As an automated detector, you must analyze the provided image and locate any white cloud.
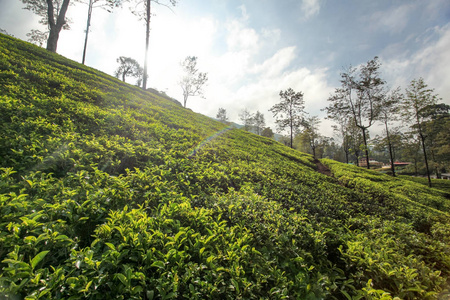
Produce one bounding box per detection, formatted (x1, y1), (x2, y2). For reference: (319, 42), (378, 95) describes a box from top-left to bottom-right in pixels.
(369, 3), (415, 34)
(238, 5), (250, 22)
(174, 8), (335, 136)
(226, 20), (259, 52)
(0, 0), (43, 39)
(422, 0), (450, 22)
(411, 25), (450, 102)
(204, 45), (332, 135)
(261, 28), (281, 45)
(225, 64), (332, 136)
(251, 46), (296, 78)
(382, 23), (450, 104)
(59, 3), (117, 67)
(301, 0), (321, 20)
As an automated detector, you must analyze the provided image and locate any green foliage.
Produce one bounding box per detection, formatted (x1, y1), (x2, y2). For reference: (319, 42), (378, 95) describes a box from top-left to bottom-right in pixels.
(114, 56), (143, 83)
(399, 175), (450, 194)
(1, 33), (450, 299)
(270, 88), (305, 148)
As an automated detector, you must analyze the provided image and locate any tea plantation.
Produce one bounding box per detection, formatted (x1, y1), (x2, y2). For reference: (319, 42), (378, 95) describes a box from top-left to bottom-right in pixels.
(1, 33), (449, 299)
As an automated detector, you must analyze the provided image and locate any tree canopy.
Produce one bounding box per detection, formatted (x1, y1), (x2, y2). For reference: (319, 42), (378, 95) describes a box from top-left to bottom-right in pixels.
(179, 56), (208, 108)
(252, 111), (265, 135)
(261, 127), (274, 139)
(216, 107), (228, 123)
(114, 56), (143, 84)
(325, 57), (385, 169)
(21, 0), (71, 52)
(239, 108), (253, 131)
(270, 88), (306, 148)
(402, 78), (440, 186)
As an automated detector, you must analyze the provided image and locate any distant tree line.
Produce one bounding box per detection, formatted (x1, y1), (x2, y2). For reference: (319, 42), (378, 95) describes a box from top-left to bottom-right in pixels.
(238, 109), (267, 136)
(316, 58), (447, 186)
(215, 107), (273, 139)
(218, 57), (448, 188)
(323, 57), (447, 187)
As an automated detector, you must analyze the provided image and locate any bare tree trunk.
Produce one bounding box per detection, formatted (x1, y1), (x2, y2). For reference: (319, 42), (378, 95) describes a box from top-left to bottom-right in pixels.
(388, 143), (395, 177)
(46, 28), (59, 52)
(419, 131), (432, 187)
(361, 127), (370, 169)
(46, 0), (70, 53)
(142, 0), (151, 90)
(290, 131), (293, 148)
(430, 148), (440, 179)
(416, 118), (432, 187)
(82, 0), (93, 64)
(385, 122), (396, 177)
(413, 159), (418, 176)
(289, 118), (294, 148)
(343, 136), (350, 164)
(355, 149), (360, 166)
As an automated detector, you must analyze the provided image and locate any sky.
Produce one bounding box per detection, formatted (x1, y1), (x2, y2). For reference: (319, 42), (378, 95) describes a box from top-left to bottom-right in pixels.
(1, 0), (450, 138)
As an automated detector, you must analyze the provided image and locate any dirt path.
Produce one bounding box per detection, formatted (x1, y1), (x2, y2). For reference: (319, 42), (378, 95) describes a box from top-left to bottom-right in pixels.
(314, 159), (332, 177)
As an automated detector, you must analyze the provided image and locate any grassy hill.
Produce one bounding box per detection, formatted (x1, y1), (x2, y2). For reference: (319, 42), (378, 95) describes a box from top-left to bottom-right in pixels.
(1, 33), (449, 299)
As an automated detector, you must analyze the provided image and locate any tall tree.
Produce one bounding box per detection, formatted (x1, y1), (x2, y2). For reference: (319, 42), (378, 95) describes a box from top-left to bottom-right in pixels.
(270, 88), (306, 148)
(326, 100), (353, 164)
(400, 133), (422, 176)
(81, 0), (122, 64)
(131, 0), (177, 90)
(302, 115), (321, 159)
(433, 106), (450, 174)
(261, 127), (274, 139)
(216, 107), (228, 123)
(322, 140), (345, 162)
(377, 87), (402, 176)
(402, 78), (439, 187)
(434, 117), (450, 174)
(252, 111), (265, 135)
(114, 56), (143, 83)
(279, 135), (292, 147)
(21, 0), (71, 52)
(331, 117), (352, 164)
(347, 120), (365, 166)
(373, 128), (402, 173)
(325, 57), (385, 169)
(239, 108), (254, 131)
(81, 0), (93, 64)
(179, 56), (208, 108)
(421, 103), (450, 178)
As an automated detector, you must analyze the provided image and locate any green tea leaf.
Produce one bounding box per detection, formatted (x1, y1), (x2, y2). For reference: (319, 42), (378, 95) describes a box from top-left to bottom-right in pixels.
(105, 242), (116, 251)
(31, 250), (49, 269)
(231, 278), (240, 293)
(55, 234), (70, 240)
(115, 273), (128, 286)
(151, 261), (165, 269)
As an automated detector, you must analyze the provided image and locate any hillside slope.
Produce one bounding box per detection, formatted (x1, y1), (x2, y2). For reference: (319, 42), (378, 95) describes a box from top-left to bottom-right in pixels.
(1, 33), (449, 299)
